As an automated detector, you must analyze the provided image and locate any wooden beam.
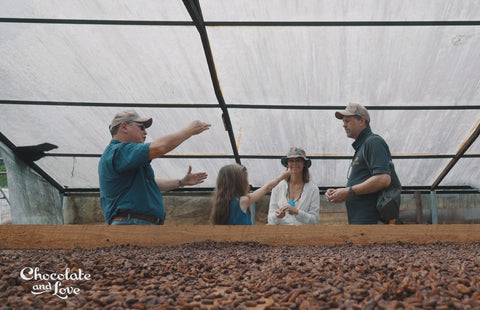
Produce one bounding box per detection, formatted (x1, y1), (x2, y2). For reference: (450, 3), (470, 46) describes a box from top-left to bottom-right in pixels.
(1, 225), (479, 249)
(414, 191), (424, 224)
(431, 118), (480, 190)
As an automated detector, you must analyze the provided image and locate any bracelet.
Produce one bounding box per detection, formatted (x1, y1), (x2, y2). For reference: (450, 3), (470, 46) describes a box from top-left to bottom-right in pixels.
(178, 179), (184, 187)
(349, 186), (355, 197)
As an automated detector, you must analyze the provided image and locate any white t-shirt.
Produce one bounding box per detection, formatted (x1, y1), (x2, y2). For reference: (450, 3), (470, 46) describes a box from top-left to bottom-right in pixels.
(267, 180), (320, 225)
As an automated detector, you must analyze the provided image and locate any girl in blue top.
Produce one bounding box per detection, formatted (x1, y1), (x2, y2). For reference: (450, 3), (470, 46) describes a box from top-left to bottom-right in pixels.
(211, 164), (290, 225)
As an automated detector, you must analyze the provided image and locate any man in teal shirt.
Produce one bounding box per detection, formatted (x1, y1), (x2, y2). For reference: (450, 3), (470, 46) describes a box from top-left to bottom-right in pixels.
(99, 110), (211, 225)
(325, 103), (392, 224)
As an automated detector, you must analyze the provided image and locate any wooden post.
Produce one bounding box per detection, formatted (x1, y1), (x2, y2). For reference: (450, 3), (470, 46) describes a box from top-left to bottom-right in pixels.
(414, 191), (423, 224)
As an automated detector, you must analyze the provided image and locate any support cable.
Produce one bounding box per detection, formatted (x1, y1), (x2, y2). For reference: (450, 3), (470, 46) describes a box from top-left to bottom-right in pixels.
(1, 100), (479, 111)
(42, 153), (480, 160)
(1, 18), (480, 27)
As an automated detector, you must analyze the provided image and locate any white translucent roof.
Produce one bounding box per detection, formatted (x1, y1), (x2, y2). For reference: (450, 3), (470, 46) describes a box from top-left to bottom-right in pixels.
(0, 1), (479, 192)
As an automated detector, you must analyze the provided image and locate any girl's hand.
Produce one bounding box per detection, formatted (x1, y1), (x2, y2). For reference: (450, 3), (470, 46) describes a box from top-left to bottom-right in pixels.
(278, 168), (291, 181)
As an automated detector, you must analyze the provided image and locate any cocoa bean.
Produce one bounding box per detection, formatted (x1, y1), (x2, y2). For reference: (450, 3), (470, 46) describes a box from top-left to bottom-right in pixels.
(1, 241), (480, 309)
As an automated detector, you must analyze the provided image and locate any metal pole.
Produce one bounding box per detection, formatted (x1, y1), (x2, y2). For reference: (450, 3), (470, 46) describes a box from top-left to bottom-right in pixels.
(430, 190), (439, 224)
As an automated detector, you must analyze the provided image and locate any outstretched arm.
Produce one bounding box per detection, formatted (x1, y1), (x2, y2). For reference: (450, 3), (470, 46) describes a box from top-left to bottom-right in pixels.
(239, 169), (291, 213)
(156, 165), (208, 192)
(148, 120), (211, 160)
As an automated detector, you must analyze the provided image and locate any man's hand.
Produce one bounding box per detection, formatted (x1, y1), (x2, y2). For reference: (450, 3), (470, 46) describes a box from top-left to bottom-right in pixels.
(188, 120), (211, 136)
(182, 165), (207, 186)
(325, 188), (350, 203)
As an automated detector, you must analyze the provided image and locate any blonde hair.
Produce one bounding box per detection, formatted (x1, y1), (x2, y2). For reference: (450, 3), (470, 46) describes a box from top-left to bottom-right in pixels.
(210, 164), (249, 225)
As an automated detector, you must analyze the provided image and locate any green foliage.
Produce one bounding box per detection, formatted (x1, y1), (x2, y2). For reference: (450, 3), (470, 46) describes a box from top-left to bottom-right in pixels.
(0, 159), (7, 188)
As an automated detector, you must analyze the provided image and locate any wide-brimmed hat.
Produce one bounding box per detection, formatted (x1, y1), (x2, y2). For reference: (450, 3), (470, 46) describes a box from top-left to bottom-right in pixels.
(109, 110), (153, 132)
(335, 102), (370, 122)
(281, 147), (312, 168)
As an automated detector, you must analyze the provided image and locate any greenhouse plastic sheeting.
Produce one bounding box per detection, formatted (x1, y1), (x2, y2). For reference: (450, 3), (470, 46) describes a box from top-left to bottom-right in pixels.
(0, 1), (479, 191)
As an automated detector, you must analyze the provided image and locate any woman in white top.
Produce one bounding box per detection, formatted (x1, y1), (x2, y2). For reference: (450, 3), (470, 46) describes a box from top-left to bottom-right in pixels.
(268, 147), (320, 225)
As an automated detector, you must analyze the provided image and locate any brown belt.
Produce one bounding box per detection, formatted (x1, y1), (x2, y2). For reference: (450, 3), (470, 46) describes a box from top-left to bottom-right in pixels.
(113, 212), (164, 225)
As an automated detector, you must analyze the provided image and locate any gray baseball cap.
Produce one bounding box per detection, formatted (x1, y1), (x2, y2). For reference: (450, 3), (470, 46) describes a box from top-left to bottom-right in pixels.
(109, 110), (152, 131)
(335, 102), (370, 122)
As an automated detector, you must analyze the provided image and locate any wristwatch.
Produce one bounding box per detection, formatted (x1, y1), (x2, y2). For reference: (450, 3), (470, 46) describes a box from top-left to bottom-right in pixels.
(349, 186), (355, 197)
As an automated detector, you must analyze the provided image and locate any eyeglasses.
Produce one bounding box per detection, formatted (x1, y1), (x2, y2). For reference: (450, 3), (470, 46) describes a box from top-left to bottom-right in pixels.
(128, 122), (146, 131)
(287, 158), (304, 164)
(347, 162), (353, 180)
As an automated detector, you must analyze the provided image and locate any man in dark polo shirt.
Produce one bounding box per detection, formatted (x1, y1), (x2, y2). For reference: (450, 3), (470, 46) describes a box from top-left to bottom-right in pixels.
(325, 103), (392, 224)
(98, 110), (211, 225)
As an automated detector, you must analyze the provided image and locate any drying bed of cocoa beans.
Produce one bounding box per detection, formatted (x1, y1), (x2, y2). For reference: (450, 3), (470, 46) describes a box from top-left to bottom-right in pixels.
(1, 241), (480, 309)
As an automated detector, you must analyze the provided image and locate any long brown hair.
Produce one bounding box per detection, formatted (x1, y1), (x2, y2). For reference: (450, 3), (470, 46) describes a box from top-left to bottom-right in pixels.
(210, 164), (249, 225)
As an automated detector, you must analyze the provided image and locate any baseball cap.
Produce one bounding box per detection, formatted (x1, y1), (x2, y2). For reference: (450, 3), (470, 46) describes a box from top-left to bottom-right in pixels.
(109, 110), (152, 131)
(335, 102), (370, 122)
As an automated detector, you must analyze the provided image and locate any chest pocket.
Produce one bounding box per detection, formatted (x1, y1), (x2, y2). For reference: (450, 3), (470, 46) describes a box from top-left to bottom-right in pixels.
(349, 145), (370, 183)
